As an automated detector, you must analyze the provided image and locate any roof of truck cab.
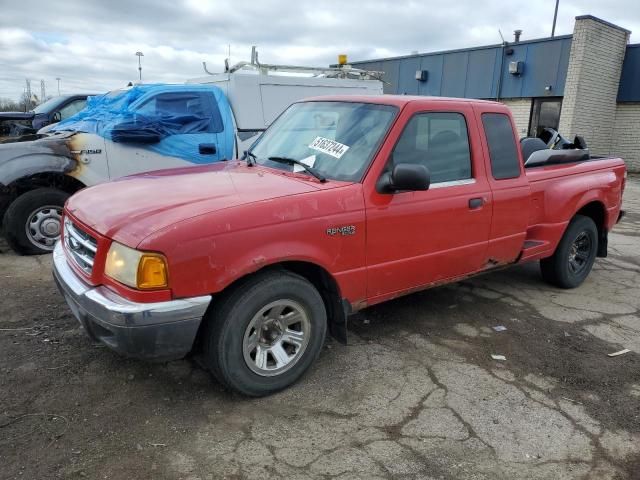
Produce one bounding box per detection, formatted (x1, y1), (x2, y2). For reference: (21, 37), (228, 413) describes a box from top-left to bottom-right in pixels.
(301, 94), (502, 107)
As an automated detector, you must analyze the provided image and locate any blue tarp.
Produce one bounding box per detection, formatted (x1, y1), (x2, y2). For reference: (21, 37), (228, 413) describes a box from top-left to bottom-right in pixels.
(51, 84), (235, 162)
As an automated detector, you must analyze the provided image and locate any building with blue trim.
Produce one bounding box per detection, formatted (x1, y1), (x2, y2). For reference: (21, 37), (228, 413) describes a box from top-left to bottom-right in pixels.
(351, 15), (640, 171)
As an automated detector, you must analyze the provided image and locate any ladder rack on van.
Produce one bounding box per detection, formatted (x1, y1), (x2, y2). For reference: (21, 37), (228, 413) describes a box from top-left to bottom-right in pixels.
(201, 46), (384, 81)
(226, 61), (384, 80)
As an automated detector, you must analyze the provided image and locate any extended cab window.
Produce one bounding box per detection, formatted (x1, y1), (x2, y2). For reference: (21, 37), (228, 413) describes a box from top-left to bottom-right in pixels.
(135, 92), (223, 134)
(482, 113), (521, 179)
(392, 112), (472, 184)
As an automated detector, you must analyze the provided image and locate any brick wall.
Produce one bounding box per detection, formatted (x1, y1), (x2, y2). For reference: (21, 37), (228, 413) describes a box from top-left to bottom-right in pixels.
(613, 103), (640, 172)
(559, 16), (630, 157)
(500, 98), (532, 138)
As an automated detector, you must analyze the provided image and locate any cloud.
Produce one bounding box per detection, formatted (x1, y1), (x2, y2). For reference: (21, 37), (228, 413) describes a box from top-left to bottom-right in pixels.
(0, 0), (637, 101)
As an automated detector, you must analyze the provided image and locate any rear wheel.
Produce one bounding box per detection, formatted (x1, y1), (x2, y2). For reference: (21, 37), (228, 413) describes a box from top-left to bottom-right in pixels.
(540, 215), (598, 289)
(2, 188), (69, 255)
(202, 271), (327, 396)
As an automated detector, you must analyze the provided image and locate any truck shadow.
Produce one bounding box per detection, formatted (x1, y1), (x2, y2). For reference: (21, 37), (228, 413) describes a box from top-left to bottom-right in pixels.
(345, 262), (640, 435)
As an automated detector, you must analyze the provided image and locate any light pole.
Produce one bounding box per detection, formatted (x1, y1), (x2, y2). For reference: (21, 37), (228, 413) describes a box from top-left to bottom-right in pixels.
(56, 77), (61, 96)
(135, 51), (144, 82)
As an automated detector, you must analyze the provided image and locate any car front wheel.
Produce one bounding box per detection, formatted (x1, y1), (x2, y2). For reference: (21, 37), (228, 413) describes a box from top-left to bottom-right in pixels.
(202, 271), (327, 396)
(2, 188), (69, 255)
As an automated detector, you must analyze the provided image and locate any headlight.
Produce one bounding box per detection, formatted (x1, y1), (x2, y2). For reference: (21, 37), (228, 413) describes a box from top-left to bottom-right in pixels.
(104, 242), (168, 290)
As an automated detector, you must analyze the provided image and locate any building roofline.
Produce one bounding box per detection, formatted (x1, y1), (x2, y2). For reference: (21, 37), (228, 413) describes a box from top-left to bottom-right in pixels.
(575, 15), (631, 34)
(349, 34), (573, 65)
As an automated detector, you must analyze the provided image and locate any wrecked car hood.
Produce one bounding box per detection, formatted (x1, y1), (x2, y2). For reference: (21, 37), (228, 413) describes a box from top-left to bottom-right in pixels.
(0, 112), (35, 121)
(0, 131), (78, 186)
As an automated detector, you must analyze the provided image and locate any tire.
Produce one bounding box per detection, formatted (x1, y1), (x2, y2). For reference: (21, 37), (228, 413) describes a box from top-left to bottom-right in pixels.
(202, 270), (327, 396)
(540, 215), (598, 289)
(2, 188), (69, 255)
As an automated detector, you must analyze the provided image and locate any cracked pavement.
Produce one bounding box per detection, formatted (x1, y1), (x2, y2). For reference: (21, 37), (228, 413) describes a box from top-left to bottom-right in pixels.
(1, 178), (639, 479)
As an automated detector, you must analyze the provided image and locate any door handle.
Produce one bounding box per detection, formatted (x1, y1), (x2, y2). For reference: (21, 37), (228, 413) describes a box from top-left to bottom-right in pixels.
(468, 197), (484, 209)
(199, 143), (217, 155)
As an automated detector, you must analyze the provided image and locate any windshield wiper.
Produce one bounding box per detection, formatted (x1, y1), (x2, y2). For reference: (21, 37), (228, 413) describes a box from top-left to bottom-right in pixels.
(244, 150), (257, 166)
(268, 156), (327, 183)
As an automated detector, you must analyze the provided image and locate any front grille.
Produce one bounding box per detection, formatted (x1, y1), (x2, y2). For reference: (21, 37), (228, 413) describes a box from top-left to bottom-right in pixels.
(64, 218), (97, 274)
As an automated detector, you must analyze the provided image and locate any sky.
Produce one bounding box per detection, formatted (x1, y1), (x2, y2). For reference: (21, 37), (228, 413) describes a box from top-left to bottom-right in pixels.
(0, 0), (638, 102)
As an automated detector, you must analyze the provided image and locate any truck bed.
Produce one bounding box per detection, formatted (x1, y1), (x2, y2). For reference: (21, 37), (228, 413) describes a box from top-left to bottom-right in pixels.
(525, 155), (625, 183)
(521, 155), (626, 261)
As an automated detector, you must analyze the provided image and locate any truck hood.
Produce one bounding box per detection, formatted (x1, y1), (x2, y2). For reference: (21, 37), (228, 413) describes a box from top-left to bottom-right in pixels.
(66, 161), (332, 247)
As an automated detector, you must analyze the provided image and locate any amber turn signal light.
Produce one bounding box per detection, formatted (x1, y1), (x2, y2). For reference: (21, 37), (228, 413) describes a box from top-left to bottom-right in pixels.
(137, 254), (168, 289)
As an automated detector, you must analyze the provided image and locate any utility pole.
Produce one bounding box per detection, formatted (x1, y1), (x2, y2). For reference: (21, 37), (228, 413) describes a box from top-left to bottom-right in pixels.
(56, 77), (61, 95)
(135, 51), (144, 82)
(25, 79), (31, 111)
(551, 0), (560, 37)
(40, 79), (46, 103)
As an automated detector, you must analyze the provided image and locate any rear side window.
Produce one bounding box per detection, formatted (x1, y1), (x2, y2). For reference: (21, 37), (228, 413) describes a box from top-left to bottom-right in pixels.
(482, 113), (521, 179)
(392, 112), (472, 183)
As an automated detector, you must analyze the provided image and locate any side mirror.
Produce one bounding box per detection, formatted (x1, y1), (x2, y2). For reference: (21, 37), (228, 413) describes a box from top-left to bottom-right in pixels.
(52, 111), (62, 123)
(377, 163), (430, 193)
(110, 121), (162, 144)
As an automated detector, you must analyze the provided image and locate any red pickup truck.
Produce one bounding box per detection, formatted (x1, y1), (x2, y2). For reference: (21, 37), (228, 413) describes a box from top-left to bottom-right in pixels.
(53, 96), (626, 396)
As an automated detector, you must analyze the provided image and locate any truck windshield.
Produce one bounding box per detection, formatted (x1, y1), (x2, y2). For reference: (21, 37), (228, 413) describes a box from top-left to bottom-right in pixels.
(249, 101), (398, 182)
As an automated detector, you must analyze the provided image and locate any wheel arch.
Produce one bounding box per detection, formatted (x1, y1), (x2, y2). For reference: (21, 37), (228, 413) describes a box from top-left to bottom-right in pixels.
(1, 172), (86, 222)
(575, 200), (608, 257)
(9, 171), (86, 196)
(277, 261), (349, 343)
(205, 260), (349, 345)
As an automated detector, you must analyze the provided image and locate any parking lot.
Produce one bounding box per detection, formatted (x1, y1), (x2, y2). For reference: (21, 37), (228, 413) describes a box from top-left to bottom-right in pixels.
(0, 177), (638, 480)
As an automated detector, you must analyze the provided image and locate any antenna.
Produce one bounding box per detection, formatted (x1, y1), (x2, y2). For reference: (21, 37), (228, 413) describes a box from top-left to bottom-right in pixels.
(498, 29), (506, 44)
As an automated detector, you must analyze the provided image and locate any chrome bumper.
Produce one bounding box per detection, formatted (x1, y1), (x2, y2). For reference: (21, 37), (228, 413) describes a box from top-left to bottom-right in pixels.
(52, 241), (211, 361)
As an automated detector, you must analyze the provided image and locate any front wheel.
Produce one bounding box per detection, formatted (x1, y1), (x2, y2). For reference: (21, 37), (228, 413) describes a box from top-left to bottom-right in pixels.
(202, 271), (327, 396)
(2, 188), (69, 255)
(540, 215), (598, 289)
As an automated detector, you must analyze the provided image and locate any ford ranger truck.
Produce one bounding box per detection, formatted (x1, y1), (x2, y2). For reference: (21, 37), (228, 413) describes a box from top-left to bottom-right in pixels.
(52, 96), (626, 397)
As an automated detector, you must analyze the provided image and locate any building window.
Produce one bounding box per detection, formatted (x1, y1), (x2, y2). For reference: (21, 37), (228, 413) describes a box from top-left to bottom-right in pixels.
(391, 112), (472, 183)
(482, 113), (521, 180)
(529, 97), (562, 138)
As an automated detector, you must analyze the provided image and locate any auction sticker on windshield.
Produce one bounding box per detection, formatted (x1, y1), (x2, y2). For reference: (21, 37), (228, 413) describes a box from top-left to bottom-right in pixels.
(309, 137), (350, 159)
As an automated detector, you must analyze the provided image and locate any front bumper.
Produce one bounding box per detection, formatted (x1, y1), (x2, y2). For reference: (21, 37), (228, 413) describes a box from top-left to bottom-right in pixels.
(52, 242), (211, 361)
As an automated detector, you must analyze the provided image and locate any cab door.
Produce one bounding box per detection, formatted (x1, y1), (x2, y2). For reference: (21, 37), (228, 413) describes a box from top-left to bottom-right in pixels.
(106, 90), (225, 179)
(364, 102), (493, 304)
(473, 106), (531, 263)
